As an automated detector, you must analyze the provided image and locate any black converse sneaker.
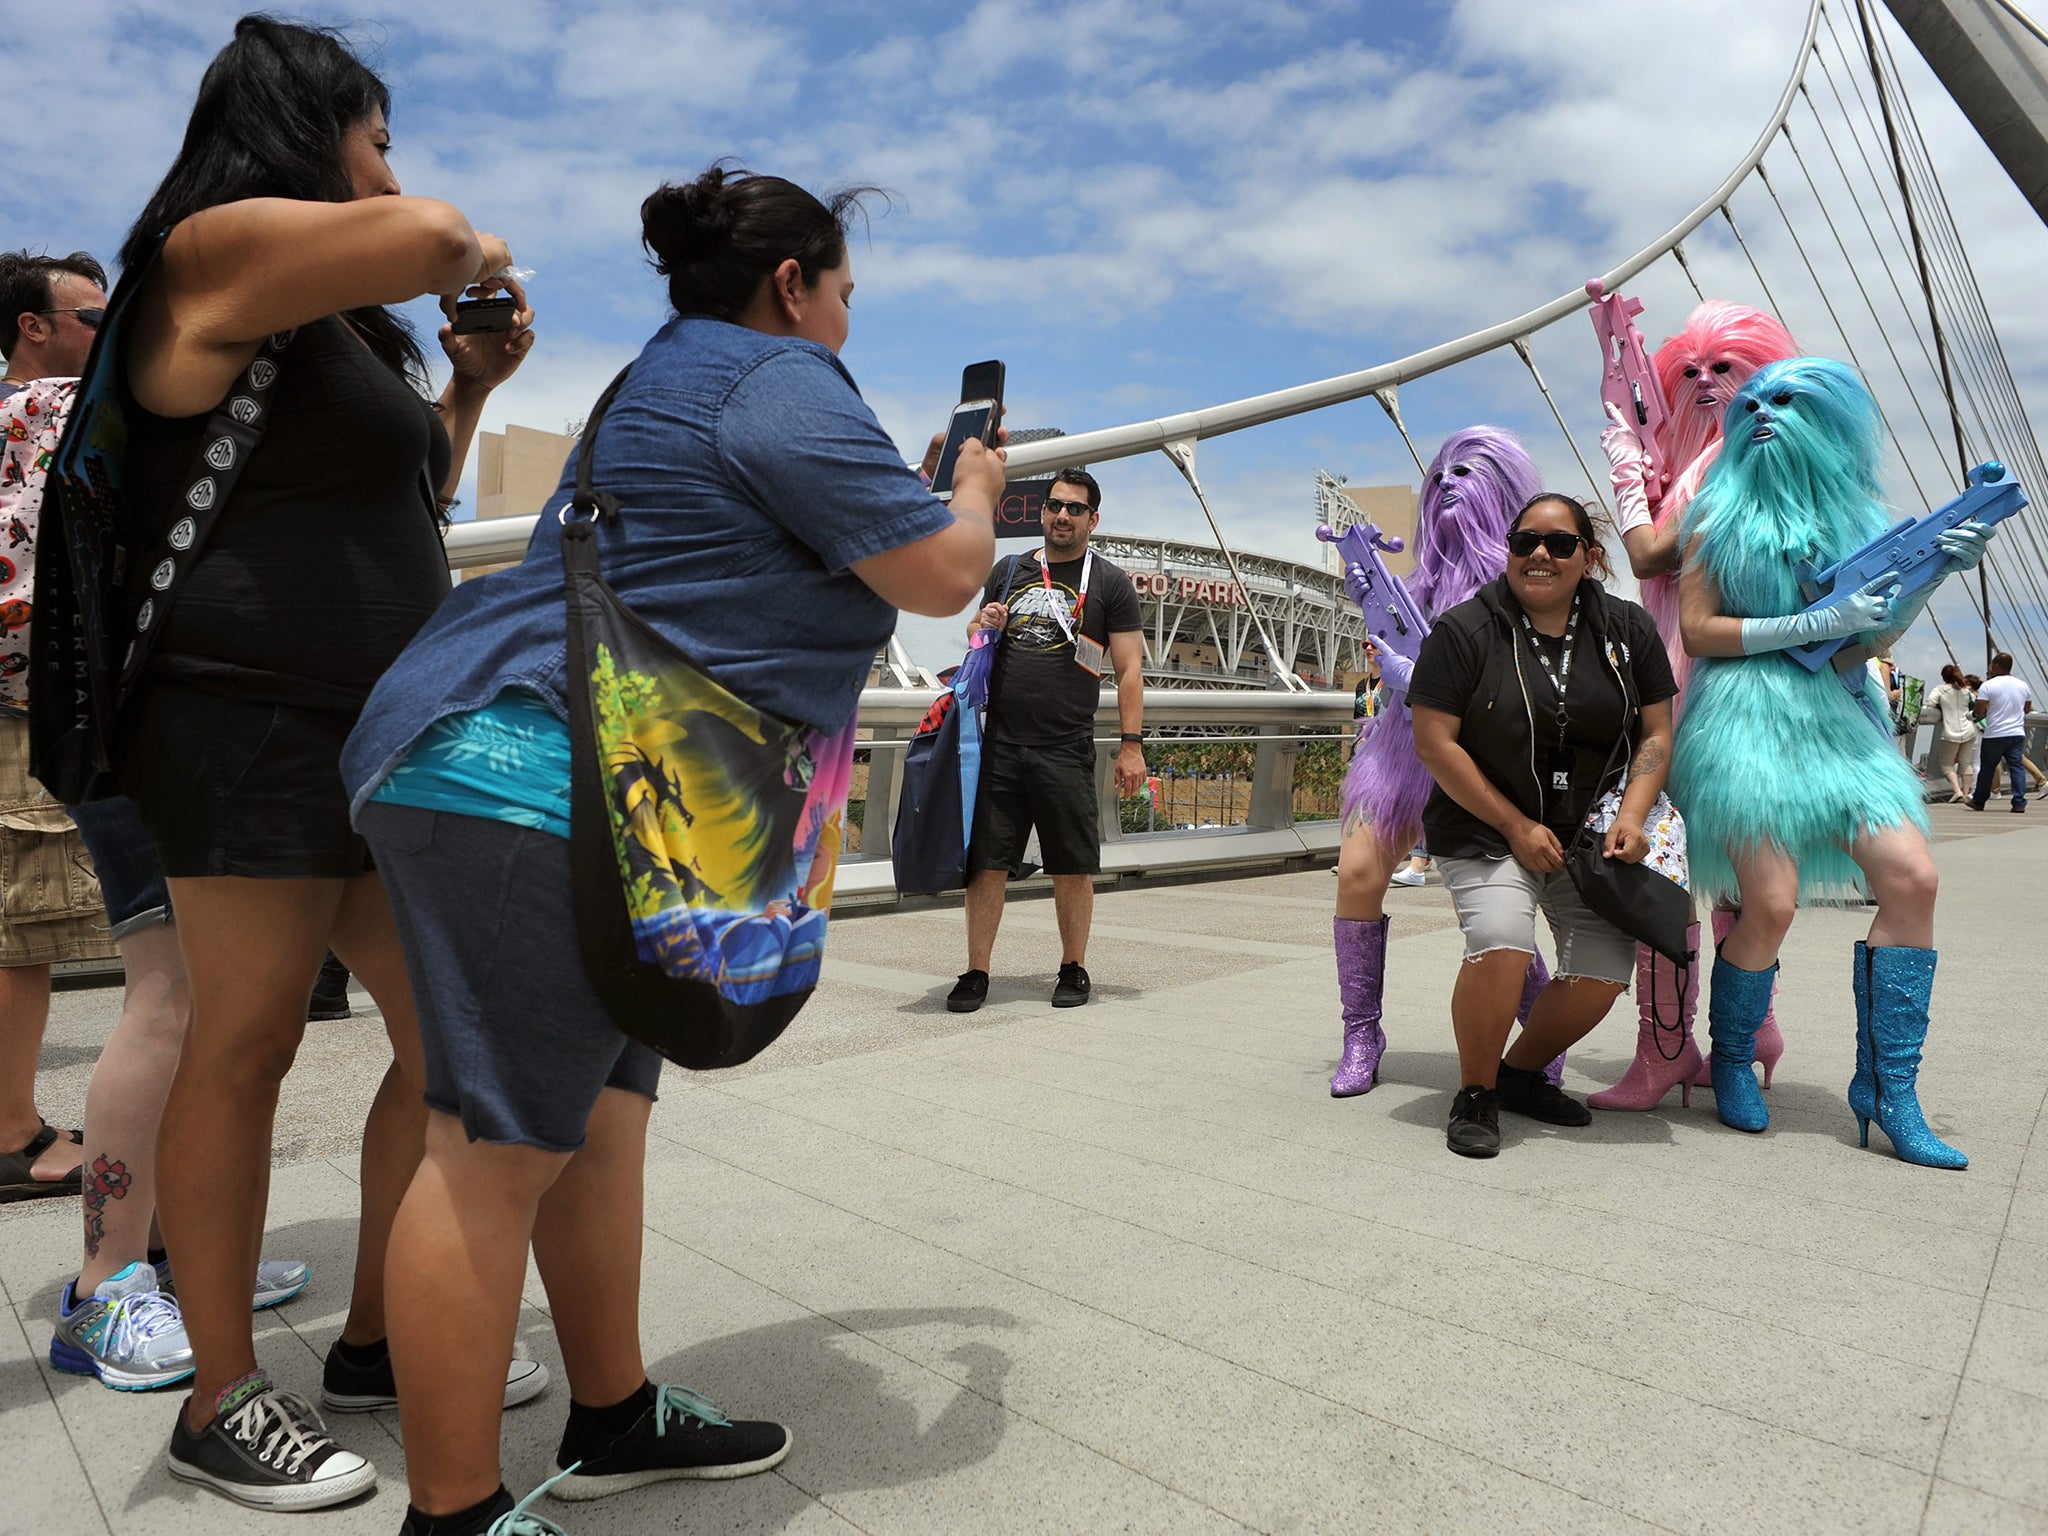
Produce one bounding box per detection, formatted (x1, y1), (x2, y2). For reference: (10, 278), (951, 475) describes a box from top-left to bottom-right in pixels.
(548, 1384), (791, 1502)
(1446, 1086), (1502, 1159)
(166, 1375), (376, 1510)
(320, 1336), (548, 1413)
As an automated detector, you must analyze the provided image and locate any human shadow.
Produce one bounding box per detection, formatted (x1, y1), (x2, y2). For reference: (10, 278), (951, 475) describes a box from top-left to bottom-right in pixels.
(1374, 1045), (1695, 1148)
(629, 1307), (1017, 1507)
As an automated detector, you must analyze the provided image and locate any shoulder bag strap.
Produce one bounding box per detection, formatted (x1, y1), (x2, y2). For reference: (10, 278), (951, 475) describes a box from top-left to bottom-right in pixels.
(558, 364), (635, 582)
(117, 328), (296, 692)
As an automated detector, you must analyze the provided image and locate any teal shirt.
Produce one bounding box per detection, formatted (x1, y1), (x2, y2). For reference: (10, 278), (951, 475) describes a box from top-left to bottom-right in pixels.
(370, 688), (573, 838)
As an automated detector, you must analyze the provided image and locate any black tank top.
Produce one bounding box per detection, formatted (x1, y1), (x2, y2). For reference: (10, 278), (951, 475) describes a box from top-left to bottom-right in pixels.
(126, 316), (453, 709)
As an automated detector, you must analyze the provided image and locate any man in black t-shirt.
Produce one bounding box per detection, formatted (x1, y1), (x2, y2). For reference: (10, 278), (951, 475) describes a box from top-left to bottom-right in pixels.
(947, 468), (1146, 1012)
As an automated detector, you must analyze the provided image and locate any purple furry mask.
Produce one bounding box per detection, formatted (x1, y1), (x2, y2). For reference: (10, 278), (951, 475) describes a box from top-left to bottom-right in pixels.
(1413, 426), (1541, 614)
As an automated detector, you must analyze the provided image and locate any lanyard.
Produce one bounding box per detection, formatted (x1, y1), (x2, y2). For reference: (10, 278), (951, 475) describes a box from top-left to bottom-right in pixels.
(1518, 591), (1581, 748)
(1036, 549), (1092, 642)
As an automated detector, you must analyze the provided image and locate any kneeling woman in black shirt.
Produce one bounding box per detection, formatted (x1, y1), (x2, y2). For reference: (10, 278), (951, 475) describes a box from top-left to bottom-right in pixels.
(1408, 494), (1677, 1159)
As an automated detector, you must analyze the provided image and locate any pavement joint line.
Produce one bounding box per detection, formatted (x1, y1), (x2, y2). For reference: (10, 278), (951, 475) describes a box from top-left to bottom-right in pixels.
(2, 1259), (116, 1536)
(763, 1064), (1991, 1391)
(629, 1221), (1260, 1535)
(690, 1075), (1967, 1481)
(916, 1030), (2026, 1273)
(1917, 1078), (2048, 1534)
(641, 1123), (1658, 1535)
(939, 1018), (2037, 1237)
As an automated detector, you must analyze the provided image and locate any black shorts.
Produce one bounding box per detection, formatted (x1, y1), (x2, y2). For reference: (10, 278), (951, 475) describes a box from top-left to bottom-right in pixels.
(969, 735), (1102, 877)
(118, 679), (372, 879)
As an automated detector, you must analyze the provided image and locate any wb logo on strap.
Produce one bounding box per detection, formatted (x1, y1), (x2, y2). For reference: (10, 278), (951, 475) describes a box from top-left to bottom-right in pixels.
(205, 437), (236, 471)
(186, 478), (216, 511)
(229, 396), (260, 425)
(249, 359), (279, 391)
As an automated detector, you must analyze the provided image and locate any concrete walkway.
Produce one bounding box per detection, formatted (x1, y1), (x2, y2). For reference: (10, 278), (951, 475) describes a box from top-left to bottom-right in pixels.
(4, 803), (2045, 1534)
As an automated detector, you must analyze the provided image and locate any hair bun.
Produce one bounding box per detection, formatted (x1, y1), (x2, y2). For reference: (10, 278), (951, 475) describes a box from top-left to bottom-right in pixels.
(641, 167), (740, 273)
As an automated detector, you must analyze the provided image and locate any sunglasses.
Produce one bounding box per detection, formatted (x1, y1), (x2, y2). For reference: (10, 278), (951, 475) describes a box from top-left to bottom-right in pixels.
(1506, 529), (1588, 560)
(1043, 496), (1094, 517)
(37, 307), (104, 330)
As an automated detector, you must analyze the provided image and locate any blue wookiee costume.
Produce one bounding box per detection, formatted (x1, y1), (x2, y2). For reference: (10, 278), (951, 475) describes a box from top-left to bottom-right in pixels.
(1673, 357), (1982, 1168)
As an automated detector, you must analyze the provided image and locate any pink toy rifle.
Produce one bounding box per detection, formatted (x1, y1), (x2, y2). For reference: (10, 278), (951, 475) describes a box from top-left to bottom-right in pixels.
(1585, 279), (1673, 506)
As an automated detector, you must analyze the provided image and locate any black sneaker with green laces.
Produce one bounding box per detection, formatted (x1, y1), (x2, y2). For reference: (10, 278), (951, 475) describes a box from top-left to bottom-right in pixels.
(549, 1383), (791, 1502)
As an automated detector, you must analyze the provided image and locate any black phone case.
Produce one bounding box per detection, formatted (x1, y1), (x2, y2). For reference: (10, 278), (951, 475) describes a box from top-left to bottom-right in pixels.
(452, 296), (518, 334)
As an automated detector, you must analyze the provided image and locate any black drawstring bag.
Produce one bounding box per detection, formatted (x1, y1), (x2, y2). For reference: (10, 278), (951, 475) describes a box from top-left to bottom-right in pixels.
(561, 367), (856, 1070)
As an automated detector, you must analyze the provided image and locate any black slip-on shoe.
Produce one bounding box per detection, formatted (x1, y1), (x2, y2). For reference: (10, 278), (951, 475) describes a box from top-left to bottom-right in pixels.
(1495, 1062), (1593, 1126)
(947, 969), (990, 1013)
(1052, 962), (1091, 1008)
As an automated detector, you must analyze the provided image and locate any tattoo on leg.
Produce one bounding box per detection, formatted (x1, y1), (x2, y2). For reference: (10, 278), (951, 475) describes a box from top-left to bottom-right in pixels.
(81, 1155), (134, 1261)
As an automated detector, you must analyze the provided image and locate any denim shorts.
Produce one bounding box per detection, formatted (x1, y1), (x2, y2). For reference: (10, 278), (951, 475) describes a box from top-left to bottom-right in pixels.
(358, 801), (663, 1153)
(1437, 853), (1635, 985)
(65, 797), (172, 939)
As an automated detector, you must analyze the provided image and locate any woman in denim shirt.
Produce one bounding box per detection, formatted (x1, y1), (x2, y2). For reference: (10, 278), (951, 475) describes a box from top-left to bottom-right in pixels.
(342, 168), (1001, 1533)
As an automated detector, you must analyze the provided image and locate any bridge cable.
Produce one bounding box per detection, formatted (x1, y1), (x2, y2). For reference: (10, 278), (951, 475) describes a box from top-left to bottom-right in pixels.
(1509, 337), (1614, 518)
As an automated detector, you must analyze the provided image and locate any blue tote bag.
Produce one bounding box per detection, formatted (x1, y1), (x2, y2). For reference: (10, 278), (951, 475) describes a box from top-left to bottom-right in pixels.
(891, 621), (1002, 895)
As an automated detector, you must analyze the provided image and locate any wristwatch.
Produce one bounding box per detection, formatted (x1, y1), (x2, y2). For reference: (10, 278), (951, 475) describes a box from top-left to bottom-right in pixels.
(1120, 732), (1143, 743)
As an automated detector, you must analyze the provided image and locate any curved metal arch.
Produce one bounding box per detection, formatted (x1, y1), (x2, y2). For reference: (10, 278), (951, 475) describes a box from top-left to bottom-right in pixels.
(444, 0), (1823, 569)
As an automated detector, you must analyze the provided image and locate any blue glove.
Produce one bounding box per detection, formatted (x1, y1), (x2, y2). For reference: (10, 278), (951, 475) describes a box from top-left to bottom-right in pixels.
(1936, 518), (1996, 572)
(1739, 571), (1899, 655)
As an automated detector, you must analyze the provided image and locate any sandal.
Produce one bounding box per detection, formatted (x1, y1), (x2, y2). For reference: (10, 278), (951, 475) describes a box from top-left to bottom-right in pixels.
(0, 1122), (84, 1203)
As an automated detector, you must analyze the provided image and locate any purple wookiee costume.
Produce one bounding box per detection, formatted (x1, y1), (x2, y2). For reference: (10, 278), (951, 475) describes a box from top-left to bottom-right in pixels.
(1329, 426), (1556, 1100)
(1339, 426), (1541, 846)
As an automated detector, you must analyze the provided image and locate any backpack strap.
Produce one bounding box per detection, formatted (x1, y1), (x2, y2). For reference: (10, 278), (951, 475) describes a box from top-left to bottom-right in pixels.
(118, 328), (296, 691)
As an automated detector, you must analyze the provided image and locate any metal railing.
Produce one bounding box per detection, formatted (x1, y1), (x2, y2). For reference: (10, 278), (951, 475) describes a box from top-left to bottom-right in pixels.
(838, 686), (1355, 906)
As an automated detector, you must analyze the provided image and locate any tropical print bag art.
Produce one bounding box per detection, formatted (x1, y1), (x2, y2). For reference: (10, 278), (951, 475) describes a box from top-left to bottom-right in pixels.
(562, 367), (852, 1069)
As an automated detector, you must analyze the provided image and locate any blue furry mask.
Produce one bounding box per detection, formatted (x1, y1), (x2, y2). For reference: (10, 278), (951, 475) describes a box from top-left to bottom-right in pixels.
(1685, 357), (1891, 618)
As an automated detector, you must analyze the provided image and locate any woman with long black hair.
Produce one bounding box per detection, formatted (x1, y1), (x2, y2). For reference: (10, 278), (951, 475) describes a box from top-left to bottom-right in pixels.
(114, 16), (534, 1510)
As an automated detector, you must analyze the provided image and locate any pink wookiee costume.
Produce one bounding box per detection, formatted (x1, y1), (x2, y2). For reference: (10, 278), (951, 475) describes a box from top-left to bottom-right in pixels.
(1593, 300), (1797, 1112)
(1329, 427), (1559, 1098)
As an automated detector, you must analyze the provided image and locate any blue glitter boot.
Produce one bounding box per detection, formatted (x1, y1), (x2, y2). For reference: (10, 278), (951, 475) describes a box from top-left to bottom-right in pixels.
(1849, 944), (1967, 1170)
(1705, 953), (1775, 1134)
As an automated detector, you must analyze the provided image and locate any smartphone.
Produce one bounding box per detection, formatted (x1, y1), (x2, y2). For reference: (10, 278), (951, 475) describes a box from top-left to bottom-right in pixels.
(929, 359), (1005, 502)
(451, 295), (518, 334)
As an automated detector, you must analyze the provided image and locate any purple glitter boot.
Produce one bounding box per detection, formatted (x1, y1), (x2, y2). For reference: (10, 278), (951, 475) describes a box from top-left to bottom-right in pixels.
(1329, 916), (1389, 1098)
(1515, 951), (1566, 1087)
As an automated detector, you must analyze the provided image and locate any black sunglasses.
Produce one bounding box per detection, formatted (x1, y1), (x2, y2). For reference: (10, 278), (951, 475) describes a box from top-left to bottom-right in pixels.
(1043, 496), (1095, 517)
(1506, 529), (1588, 559)
(36, 307), (104, 330)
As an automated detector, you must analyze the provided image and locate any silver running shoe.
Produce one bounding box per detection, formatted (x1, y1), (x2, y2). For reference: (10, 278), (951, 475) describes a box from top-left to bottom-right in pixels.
(50, 1261), (194, 1390)
(158, 1255), (311, 1312)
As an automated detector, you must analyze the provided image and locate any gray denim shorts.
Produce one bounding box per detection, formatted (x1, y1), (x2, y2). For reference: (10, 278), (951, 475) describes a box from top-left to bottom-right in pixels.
(359, 801), (663, 1153)
(1437, 853), (1636, 985)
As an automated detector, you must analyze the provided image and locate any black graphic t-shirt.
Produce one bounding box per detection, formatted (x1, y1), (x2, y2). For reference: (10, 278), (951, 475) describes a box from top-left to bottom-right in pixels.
(982, 550), (1143, 747)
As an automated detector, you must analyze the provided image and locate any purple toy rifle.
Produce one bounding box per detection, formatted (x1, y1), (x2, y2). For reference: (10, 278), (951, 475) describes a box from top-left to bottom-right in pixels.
(1317, 521), (1429, 665)
(1586, 279), (1673, 506)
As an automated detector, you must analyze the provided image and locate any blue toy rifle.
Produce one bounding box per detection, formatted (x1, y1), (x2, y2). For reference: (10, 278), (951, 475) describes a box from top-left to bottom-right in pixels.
(1788, 460), (2027, 724)
(1316, 521), (1429, 665)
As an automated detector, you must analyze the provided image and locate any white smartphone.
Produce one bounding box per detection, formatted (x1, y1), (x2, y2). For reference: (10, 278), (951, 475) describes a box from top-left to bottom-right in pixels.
(929, 398), (998, 502)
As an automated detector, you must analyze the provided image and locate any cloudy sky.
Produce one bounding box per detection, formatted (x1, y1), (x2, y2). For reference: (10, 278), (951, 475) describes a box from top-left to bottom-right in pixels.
(18, 0), (2048, 678)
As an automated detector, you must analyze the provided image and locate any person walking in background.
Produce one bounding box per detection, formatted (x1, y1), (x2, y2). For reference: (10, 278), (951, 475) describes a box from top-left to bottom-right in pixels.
(1969, 652), (2033, 813)
(1325, 427), (1559, 1099)
(950, 467), (1146, 1013)
(1409, 494), (1677, 1157)
(343, 163), (1001, 1535)
(0, 250), (120, 1206)
(1926, 664), (1978, 802)
(111, 17), (536, 1509)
